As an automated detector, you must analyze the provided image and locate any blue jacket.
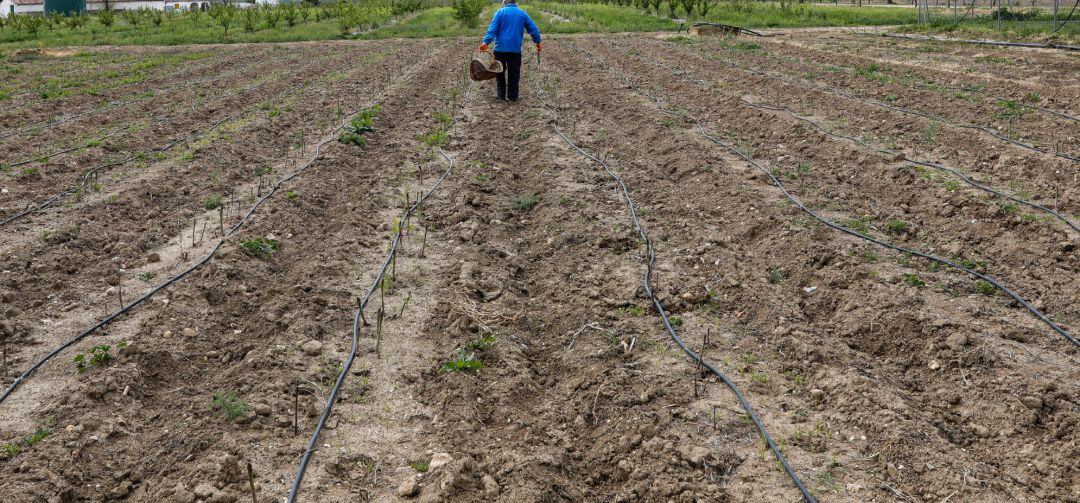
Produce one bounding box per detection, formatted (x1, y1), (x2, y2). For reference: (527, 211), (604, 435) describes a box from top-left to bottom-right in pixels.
(482, 4), (541, 54)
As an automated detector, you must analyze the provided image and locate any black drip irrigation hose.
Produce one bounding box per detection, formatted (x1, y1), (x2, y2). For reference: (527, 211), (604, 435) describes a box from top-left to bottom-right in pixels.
(0, 54), (432, 406)
(531, 62), (818, 503)
(0, 71), (310, 228)
(855, 31), (1080, 51)
(800, 29), (1078, 124)
(0, 55), (271, 141)
(611, 69), (1078, 348)
(599, 44), (1080, 235)
(1, 59), (310, 172)
(736, 98), (1080, 234)
(0, 138), (185, 227)
(1052, 0), (1080, 34)
(712, 53), (1080, 163)
(286, 145), (458, 503)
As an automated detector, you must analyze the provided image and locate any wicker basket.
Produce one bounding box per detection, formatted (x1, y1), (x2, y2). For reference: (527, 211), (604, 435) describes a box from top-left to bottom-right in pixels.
(469, 52), (504, 81)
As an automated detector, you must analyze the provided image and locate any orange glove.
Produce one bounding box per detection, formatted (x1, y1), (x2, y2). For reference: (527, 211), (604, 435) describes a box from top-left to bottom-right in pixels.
(478, 43), (489, 52)
(536, 42), (543, 53)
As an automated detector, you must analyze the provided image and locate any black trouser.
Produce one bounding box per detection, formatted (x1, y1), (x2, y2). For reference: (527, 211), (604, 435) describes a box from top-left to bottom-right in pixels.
(493, 51), (522, 101)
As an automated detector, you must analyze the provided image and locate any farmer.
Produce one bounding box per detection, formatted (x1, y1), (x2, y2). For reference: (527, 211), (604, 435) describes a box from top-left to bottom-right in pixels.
(477, 0), (542, 103)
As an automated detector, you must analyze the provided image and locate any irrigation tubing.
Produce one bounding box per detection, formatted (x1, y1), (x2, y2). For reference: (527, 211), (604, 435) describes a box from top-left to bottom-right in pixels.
(611, 69), (1078, 347)
(0, 54), (272, 141)
(816, 30), (1077, 123)
(856, 31), (1080, 51)
(287, 49), (473, 500)
(589, 42), (1080, 235)
(736, 98), (1080, 233)
(702, 51), (1080, 163)
(286, 146), (458, 503)
(1, 57), (319, 171)
(530, 60), (818, 502)
(0, 51), (440, 407)
(0, 72), (308, 228)
(1051, 0), (1080, 34)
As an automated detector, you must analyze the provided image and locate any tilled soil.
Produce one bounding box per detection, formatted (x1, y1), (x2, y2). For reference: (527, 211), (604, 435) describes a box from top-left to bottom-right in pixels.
(0, 31), (1076, 503)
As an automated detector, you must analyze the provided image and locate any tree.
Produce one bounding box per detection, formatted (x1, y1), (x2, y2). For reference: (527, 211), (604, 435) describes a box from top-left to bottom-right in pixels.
(210, 5), (236, 36)
(450, 0), (485, 27)
(264, 5), (281, 27)
(666, 0), (678, 18)
(98, 9), (116, 28)
(650, 0), (663, 14)
(680, 0), (695, 17)
(282, 3), (298, 26)
(241, 6), (259, 32)
(698, 0), (714, 17)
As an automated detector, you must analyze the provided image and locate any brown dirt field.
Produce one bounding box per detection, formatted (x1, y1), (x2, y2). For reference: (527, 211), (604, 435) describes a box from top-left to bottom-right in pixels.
(0, 30), (1076, 503)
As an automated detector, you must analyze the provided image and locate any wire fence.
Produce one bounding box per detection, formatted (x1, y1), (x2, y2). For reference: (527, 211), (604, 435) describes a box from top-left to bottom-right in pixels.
(912, 0), (1080, 39)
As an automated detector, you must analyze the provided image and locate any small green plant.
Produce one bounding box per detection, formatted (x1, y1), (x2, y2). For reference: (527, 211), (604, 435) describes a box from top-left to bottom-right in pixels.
(285, 191), (298, 200)
(212, 392), (249, 421)
(854, 63), (889, 82)
(340, 105), (380, 147)
(618, 305), (646, 317)
(254, 166), (273, 176)
(204, 194), (223, 210)
(464, 335), (495, 352)
(902, 273), (926, 287)
(668, 316), (683, 327)
(999, 202), (1019, 216)
(943, 180), (960, 192)
(106, 194), (119, 204)
(509, 194), (540, 211)
(768, 268), (785, 285)
(409, 460), (430, 472)
(883, 219), (909, 235)
(1, 417), (54, 459)
(239, 237), (279, 260)
(441, 349), (482, 373)
(137, 271), (156, 282)
(975, 280), (995, 295)
(921, 120), (939, 145)
(1020, 213), (1036, 223)
(74, 342), (127, 374)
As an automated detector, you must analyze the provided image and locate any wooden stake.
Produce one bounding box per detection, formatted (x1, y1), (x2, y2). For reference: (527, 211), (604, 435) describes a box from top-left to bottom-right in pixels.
(293, 384), (299, 436)
(118, 283), (124, 309)
(375, 307), (384, 358)
(191, 217), (196, 247)
(246, 462), (257, 503)
(419, 226), (428, 258)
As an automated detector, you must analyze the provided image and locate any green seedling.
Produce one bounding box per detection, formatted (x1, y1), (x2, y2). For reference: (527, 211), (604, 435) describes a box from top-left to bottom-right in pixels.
(285, 191), (298, 200)
(74, 342), (127, 374)
(464, 335), (495, 352)
(409, 460), (429, 473)
(768, 268), (785, 285)
(975, 280), (996, 295)
(883, 219), (909, 235)
(943, 180), (960, 192)
(204, 194), (223, 210)
(239, 237), (279, 260)
(137, 271), (156, 282)
(903, 273), (926, 287)
(441, 349), (482, 373)
(212, 392), (249, 421)
(340, 105), (380, 147)
(1, 417), (54, 459)
(509, 194), (540, 211)
(618, 305), (646, 317)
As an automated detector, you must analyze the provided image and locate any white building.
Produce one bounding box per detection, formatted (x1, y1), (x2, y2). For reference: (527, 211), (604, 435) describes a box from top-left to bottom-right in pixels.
(1, 0), (45, 17)
(1, 0), (227, 17)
